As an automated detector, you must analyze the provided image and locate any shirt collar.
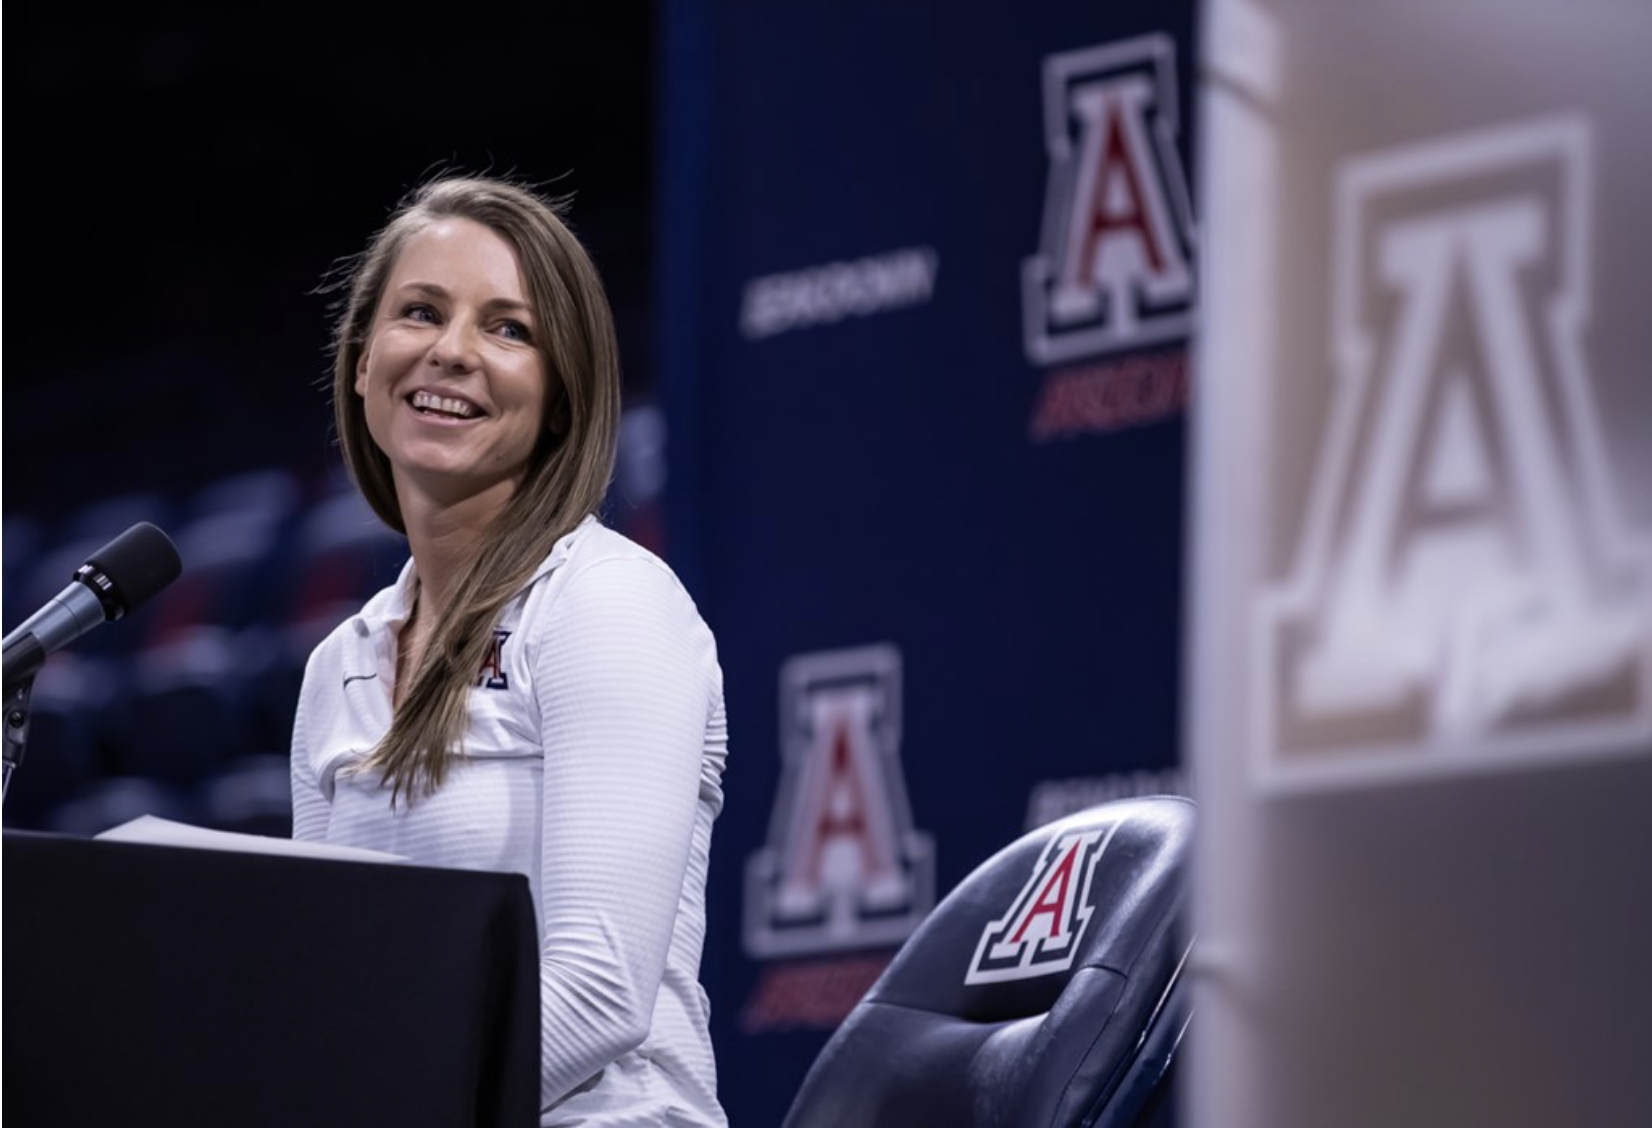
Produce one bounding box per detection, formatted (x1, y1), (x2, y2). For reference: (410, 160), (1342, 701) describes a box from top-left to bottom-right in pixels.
(347, 513), (596, 636)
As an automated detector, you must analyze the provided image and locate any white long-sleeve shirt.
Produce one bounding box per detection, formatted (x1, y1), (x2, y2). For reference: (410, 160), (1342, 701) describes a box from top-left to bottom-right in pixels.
(290, 517), (729, 1127)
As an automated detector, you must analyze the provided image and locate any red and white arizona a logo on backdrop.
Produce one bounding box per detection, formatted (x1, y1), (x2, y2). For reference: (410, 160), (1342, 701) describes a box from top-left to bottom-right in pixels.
(965, 824), (1115, 985)
(744, 644), (934, 957)
(1023, 34), (1196, 367)
(1259, 114), (1652, 784)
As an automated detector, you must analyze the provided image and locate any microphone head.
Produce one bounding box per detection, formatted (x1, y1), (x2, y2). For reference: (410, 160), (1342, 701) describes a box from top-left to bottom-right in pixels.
(75, 521), (183, 621)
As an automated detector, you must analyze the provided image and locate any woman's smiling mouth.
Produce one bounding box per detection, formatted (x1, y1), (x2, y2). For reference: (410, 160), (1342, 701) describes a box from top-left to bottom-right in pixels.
(409, 389), (482, 419)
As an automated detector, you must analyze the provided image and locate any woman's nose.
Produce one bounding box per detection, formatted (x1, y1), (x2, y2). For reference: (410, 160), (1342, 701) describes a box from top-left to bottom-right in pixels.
(429, 317), (480, 370)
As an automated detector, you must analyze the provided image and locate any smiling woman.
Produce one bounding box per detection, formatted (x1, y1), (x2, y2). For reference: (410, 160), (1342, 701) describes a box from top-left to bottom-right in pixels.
(356, 217), (551, 520)
(291, 175), (730, 1128)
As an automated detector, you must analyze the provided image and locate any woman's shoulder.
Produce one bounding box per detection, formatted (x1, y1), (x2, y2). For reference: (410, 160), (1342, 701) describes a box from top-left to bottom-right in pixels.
(530, 519), (704, 622)
(564, 519), (671, 569)
(535, 518), (677, 587)
(515, 519), (722, 688)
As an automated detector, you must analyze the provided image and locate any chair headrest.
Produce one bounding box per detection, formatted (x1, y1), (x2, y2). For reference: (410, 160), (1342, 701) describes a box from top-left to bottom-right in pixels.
(866, 795), (1194, 1023)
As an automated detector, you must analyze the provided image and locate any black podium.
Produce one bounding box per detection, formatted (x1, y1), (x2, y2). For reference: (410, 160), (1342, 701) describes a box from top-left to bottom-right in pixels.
(3, 830), (541, 1127)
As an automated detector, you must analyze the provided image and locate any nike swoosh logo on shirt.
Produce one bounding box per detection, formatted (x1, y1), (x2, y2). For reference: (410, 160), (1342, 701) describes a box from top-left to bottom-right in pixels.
(342, 672), (378, 688)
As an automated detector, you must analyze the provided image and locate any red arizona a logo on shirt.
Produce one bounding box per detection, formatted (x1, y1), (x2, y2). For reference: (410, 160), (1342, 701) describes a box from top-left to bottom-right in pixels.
(476, 629), (511, 690)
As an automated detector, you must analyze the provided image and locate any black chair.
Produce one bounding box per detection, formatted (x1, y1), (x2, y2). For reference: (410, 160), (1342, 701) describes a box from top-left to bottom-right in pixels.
(783, 795), (1194, 1128)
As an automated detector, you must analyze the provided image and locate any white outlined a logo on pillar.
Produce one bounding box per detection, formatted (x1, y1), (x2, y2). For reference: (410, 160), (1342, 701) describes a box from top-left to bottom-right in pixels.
(1257, 114), (1652, 788)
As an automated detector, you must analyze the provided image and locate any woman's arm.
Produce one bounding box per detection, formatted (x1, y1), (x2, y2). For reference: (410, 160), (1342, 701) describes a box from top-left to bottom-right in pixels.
(289, 654), (333, 841)
(532, 553), (717, 1104)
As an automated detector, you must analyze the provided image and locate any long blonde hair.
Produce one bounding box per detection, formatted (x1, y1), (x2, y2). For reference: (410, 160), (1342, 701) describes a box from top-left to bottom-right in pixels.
(329, 175), (621, 801)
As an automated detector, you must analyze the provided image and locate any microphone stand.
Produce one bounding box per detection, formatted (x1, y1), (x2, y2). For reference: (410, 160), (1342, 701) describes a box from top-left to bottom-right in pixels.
(2, 634), (46, 807)
(3, 674), (34, 806)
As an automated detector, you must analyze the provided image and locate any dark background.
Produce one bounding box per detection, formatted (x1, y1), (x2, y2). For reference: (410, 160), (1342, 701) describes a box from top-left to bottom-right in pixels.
(4, 3), (658, 527)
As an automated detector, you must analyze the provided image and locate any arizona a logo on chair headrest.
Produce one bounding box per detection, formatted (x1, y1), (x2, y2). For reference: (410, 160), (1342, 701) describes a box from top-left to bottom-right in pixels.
(964, 824), (1116, 985)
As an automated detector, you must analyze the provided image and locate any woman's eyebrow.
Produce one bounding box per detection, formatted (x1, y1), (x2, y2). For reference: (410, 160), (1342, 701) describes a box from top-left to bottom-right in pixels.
(394, 280), (532, 315)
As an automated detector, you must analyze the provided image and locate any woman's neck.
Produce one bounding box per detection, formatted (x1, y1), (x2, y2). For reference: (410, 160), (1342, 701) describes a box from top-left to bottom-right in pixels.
(396, 484), (510, 621)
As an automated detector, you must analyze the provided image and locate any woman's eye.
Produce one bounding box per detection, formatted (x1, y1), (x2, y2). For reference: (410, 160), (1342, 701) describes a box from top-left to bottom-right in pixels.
(402, 303), (437, 323)
(498, 319), (533, 343)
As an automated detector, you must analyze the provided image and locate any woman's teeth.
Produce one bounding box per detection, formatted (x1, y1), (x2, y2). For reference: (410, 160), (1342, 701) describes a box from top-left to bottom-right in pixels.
(411, 391), (478, 418)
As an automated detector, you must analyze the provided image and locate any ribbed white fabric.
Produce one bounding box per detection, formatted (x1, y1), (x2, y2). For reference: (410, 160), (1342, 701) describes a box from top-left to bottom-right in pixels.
(291, 518), (729, 1127)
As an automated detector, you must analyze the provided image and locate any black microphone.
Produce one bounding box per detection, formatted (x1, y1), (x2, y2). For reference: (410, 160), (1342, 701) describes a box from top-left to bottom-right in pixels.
(2, 521), (183, 692)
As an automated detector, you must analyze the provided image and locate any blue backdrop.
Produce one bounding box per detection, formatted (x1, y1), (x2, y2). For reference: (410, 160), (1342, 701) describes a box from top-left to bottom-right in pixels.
(656, 3), (1200, 1122)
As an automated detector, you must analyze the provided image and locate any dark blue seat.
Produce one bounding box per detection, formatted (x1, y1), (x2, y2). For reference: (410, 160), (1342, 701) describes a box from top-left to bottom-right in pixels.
(1, 654), (115, 829)
(138, 478), (300, 647)
(241, 485), (409, 755)
(118, 630), (252, 784)
(782, 796), (1194, 1128)
(46, 775), (201, 838)
(2, 513), (45, 634)
(277, 486), (410, 638)
(197, 753), (294, 838)
(9, 491), (178, 664)
(104, 471), (308, 773)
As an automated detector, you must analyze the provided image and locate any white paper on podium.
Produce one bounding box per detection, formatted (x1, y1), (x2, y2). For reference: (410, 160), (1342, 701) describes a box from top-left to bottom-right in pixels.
(96, 815), (409, 864)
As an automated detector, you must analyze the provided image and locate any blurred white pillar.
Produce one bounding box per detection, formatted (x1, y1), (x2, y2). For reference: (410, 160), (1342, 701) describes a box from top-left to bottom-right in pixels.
(1188, 3), (1652, 1125)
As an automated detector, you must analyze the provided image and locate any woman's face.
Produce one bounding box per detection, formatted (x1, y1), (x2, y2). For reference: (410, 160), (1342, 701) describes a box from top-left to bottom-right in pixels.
(355, 216), (549, 514)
